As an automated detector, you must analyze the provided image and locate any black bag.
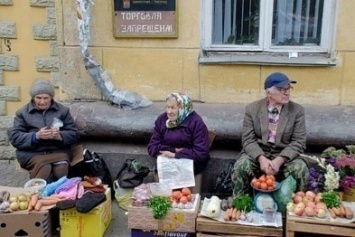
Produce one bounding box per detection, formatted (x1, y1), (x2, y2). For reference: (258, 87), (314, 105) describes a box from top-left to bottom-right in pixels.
(68, 149), (114, 196)
(213, 160), (235, 198)
(115, 159), (150, 188)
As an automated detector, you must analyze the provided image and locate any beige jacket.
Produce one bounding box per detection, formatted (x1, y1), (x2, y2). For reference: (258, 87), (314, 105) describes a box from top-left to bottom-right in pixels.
(240, 98), (306, 161)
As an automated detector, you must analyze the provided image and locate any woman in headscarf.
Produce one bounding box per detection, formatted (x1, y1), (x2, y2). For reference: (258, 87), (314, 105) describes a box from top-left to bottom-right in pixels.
(8, 79), (80, 182)
(147, 92), (210, 176)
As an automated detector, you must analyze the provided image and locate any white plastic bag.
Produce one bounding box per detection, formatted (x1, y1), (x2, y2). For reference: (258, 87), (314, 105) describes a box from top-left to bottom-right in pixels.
(157, 156), (195, 189)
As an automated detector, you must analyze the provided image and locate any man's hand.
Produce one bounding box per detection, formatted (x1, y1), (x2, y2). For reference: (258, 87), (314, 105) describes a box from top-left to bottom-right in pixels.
(269, 156), (286, 175)
(258, 155), (274, 175)
(160, 150), (175, 158)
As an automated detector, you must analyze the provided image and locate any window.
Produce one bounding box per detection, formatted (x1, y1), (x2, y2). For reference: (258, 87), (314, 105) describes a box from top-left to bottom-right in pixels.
(200, 0), (337, 65)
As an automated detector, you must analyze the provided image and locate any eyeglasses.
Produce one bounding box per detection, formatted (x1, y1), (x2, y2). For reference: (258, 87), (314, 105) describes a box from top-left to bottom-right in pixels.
(275, 86), (293, 93)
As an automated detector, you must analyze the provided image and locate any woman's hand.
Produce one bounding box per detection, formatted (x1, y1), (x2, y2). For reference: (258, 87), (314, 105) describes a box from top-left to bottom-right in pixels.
(36, 126), (62, 140)
(160, 150), (175, 158)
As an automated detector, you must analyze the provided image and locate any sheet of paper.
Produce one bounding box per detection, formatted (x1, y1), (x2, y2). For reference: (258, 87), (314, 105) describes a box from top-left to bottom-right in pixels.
(157, 155), (195, 189)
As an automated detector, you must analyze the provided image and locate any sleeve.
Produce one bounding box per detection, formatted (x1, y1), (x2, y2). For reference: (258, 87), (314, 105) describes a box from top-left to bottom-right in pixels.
(59, 107), (80, 146)
(8, 111), (36, 149)
(241, 104), (265, 160)
(279, 106), (307, 160)
(147, 115), (174, 157)
(175, 115), (210, 162)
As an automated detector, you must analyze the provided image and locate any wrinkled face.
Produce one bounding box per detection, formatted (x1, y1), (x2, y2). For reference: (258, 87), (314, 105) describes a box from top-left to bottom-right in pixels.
(267, 85), (293, 106)
(166, 97), (179, 122)
(34, 94), (52, 110)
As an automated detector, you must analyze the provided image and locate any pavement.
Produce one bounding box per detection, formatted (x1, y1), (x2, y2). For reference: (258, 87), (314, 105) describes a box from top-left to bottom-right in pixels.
(0, 160), (130, 237)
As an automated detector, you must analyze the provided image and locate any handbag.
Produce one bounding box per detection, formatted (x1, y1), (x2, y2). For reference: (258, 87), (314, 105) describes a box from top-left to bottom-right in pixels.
(213, 160), (235, 198)
(115, 159), (150, 188)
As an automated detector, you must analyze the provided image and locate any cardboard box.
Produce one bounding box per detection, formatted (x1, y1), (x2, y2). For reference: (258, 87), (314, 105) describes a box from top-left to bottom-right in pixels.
(132, 228), (196, 237)
(0, 186), (55, 237)
(128, 194), (200, 233)
(59, 188), (112, 237)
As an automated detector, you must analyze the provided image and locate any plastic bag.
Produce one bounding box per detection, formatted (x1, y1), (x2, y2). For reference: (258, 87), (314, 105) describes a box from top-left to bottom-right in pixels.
(113, 180), (133, 211)
(272, 175), (297, 213)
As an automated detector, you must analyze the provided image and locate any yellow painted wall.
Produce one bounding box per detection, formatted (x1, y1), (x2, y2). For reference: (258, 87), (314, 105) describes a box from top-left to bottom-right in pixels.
(2, 0), (355, 117)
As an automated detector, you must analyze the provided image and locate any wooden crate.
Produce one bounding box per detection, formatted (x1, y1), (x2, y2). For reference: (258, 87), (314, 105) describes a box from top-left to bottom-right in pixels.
(286, 213), (355, 237)
(196, 216), (282, 237)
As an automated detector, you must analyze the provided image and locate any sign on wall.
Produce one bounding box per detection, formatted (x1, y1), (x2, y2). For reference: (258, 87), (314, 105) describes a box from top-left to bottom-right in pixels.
(113, 0), (178, 38)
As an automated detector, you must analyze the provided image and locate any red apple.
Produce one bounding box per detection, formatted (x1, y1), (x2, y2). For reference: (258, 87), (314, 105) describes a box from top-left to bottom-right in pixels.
(306, 201), (316, 208)
(294, 206), (305, 216)
(295, 191), (305, 198)
(305, 191), (316, 200)
(305, 206), (315, 217)
(293, 195), (303, 204)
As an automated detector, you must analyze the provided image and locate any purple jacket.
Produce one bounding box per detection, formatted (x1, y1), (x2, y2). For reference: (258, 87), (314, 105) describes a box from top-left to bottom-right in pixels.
(147, 111), (210, 174)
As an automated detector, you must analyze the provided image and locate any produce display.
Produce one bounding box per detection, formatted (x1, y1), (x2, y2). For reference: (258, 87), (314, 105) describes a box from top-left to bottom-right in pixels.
(170, 187), (194, 209)
(0, 189), (65, 213)
(287, 190), (354, 220)
(251, 174), (279, 192)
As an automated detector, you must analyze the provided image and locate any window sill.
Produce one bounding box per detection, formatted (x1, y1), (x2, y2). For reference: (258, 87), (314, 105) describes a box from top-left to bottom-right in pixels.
(198, 51), (337, 66)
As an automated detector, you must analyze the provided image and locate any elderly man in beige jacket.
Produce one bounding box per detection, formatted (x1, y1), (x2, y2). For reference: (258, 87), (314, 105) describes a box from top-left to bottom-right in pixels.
(232, 72), (309, 198)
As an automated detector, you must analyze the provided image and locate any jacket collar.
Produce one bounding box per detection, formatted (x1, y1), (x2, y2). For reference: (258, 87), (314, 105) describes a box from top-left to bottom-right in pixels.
(28, 100), (59, 113)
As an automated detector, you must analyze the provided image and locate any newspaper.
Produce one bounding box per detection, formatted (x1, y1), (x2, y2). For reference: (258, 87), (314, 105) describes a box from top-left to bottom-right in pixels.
(199, 197), (283, 228)
(157, 156), (195, 189)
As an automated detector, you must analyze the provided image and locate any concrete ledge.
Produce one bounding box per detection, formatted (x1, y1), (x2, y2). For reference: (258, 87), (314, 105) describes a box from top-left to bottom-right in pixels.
(68, 101), (355, 150)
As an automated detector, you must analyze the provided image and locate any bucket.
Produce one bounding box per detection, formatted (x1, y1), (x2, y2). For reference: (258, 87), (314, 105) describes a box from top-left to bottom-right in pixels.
(343, 187), (355, 202)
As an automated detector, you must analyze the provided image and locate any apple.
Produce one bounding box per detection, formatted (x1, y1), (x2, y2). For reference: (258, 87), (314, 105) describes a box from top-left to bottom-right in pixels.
(293, 195), (303, 204)
(306, 201), (316, 208)
(302, 196), (313, 205)
(315, 202), (327, 210)
(305, 191), (316, 200)
(317, 208), (327, 218)
(295, 202), (305, 209)
(295, 191), (305, 198)
(294, 206), (305, 216)
(315, 193), (323, 203)
(305, 206), (315, 217)
(286, 202), (295, 212)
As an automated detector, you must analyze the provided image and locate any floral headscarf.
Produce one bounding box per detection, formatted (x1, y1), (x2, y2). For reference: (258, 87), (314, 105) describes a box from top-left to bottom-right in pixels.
(166, 92), (193, 128)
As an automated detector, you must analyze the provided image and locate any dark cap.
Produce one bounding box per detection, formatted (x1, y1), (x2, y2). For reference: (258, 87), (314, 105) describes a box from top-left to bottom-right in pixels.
(30, 79), (55, 98)
(264, 72), (296, 89)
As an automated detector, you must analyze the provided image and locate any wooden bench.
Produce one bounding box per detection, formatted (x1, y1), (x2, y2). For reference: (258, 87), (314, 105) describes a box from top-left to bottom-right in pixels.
(196, 216), (283, 237)
(286, 213), (355, 237)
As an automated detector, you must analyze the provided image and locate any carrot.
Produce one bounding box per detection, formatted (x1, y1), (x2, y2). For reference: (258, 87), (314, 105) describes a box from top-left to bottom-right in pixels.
(235, 210), (241, 221)
(35, 200), (43, 211)
(224, 208), (231, 221)
(339, 205), (346, 217)
(332, 207), (340, 216)
(30, 194), (39, 208)
(344, 206), (353, 219)
(40, 199), (60, 206)
(231, 208), (237, 221)
(228, 207), (233, 220)
(328, 208), (336, 219)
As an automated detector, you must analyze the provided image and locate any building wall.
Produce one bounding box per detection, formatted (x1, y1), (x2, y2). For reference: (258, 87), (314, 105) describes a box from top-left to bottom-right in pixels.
(0, 0), (354, 160)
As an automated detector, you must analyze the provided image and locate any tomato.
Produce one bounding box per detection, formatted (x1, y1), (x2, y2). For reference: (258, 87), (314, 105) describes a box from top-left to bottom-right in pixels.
(258, 174), (266, 182)
(181, 187), (191, 196)
(254, 181), (261, 189)
(172, 191), (182, 200)
(180, 196), (188, 204)
(260, 182), (268, 190)
(266, 179), (274, 187)
(266, 174), (275, 181)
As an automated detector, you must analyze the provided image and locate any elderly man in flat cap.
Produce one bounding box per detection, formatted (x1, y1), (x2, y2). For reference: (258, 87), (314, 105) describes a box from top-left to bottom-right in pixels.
(8, 79), (80, 182)
(232, 72), (309, 198)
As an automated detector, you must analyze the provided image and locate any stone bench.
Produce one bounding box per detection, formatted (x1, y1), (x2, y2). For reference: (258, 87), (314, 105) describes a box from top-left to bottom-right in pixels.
(67, 101), (355, 196)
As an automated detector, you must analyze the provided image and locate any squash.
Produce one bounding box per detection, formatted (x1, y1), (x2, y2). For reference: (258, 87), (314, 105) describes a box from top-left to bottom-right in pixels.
(206, 195), (221, 218)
